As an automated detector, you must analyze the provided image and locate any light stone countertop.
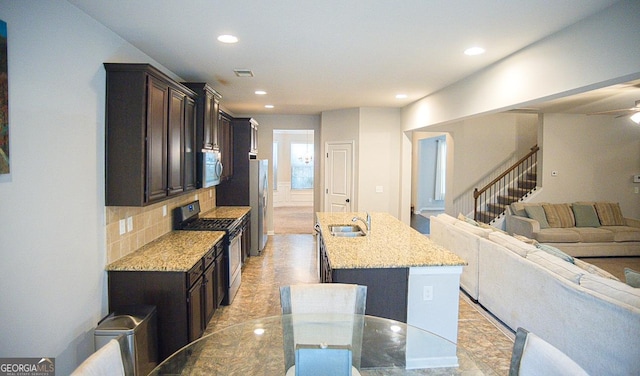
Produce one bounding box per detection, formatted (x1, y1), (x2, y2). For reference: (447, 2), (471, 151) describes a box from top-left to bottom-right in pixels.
(106, 231), (225, 272)
(316, 212), (466, 269)
(201, 206), (251, 219)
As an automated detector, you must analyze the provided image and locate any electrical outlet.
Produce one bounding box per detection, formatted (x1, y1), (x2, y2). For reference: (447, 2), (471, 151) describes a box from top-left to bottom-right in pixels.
(635, 187), (639, 194)
(163, 205), (167, 217)
(126, 216), (133, 232)
(195, 194), (198, 200)
(423, 286), (433, 301)
(119, 219), (126, 235)
(209, 190), (213, 198)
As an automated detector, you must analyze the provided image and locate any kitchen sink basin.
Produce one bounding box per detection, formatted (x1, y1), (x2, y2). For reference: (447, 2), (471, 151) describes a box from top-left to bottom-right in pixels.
(328, 224), (366, 237)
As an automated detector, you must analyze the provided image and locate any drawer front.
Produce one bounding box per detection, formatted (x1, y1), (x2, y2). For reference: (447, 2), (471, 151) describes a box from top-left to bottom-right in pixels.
(187, 260), (203, 287)
(203, 247), (216, 269)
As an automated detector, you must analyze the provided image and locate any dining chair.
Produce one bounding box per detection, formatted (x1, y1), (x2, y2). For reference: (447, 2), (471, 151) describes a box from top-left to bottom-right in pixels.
(280, 283), (367, 375)
(70, 337), (126, 376)
(509, 327), (589, 376)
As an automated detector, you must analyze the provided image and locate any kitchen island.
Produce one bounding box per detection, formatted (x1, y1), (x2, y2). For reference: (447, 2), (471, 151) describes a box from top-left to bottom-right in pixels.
(316, 212), (466, 367)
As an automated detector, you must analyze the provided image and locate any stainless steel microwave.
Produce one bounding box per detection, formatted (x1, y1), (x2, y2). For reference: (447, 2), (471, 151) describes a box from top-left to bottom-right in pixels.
(202, 150), (223, 188)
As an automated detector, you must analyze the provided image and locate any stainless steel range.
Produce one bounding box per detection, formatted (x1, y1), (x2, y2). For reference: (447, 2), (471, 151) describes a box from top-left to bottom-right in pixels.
(174, 201), (243, 305)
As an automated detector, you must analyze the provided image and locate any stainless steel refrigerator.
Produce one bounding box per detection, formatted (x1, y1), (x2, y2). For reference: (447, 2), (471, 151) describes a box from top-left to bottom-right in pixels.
(249, 159), (268, 255)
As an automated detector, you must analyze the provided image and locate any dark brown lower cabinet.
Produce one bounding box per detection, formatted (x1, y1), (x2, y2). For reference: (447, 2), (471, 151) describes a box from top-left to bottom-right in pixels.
(318, 234), (408, 323)
(108, 241), (222, 361)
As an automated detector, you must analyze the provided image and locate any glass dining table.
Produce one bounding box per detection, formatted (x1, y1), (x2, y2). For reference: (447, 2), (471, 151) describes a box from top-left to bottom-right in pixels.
(149, 314), (496, 375)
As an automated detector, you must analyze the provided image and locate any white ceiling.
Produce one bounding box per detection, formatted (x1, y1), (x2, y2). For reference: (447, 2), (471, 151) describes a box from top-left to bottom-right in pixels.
(69, 0), (629, 116)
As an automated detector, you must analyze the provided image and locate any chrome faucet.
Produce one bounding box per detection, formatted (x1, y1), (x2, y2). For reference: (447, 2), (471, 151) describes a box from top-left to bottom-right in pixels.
(352, 212), (371, 234)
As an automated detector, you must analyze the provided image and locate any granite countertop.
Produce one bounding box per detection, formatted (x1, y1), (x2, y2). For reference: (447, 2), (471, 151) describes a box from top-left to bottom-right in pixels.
(316, 212), (466, 269)
(200, 206), (251, 219)
(106, 231), (225, 272)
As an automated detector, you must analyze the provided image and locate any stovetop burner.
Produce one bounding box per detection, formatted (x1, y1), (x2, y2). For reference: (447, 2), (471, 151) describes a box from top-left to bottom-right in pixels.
(181, 218), (238, 231)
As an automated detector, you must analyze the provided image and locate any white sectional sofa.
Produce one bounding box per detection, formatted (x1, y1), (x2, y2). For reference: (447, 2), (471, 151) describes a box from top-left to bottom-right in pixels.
(430, 213), (640, 376)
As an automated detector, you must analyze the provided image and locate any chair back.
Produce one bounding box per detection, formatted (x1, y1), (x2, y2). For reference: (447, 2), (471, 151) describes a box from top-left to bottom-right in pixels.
(509, 327), (589, 376)
(280, 284), (367, 373)
(280, 283), (367, 315)
(71, 338), (125, 376)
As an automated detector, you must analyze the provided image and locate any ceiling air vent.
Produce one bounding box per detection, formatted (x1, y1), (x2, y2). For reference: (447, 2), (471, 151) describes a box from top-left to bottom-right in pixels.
(233, 69), (254, 77)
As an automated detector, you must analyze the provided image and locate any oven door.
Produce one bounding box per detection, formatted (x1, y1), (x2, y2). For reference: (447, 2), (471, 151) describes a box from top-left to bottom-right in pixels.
(227, 230), (243, 304)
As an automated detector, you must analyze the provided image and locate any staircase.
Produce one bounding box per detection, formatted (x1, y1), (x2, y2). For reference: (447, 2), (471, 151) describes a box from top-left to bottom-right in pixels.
(474, 145), (539, 224)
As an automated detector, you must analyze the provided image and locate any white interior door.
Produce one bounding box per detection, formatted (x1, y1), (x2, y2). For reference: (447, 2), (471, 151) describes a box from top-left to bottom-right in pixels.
(325, 142), (353, 212)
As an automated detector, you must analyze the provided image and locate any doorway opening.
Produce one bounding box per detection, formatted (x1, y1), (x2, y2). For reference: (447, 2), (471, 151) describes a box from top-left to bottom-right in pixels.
(272, 129), (315, 233)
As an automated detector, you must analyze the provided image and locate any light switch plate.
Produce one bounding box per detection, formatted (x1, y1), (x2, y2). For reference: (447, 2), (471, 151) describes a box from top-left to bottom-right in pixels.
(162, 205), (167, 217)
(376, 185), (383, 193)
(119, 219), (126, 235)
(126, 217), (133, 232)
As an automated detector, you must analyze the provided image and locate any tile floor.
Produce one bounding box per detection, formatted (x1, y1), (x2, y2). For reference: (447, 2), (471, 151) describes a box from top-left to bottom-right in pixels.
(204, 234), (515, 375)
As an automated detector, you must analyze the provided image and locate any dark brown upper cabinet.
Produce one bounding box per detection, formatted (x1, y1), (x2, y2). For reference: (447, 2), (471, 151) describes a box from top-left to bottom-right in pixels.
(182, 83), (222, 152)
(104, 63), (197, 206)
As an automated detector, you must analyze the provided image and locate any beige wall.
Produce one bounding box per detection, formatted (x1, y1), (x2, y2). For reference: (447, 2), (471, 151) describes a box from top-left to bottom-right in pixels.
(534, 114), (640, 218)
(320, 108), (402, 217)
(358, 108), (402, 217)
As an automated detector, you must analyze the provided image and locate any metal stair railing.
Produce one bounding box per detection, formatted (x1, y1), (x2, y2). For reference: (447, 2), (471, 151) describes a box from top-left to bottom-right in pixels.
(473, 145), (539, 223)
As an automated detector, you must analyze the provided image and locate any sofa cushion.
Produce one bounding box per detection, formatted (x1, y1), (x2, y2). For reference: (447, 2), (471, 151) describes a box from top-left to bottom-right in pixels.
(535, 243), (574, 263)
(570, 227), (615, 243)
(524, 205), (550, 229)
(602, 226), (640, 242)
(534, 228), (581, 243)
(453, 220), (493, 238)
(543, 203), (575, 228)
(572, 203), (601, 227)
(526, 251), (583, 284)
(512, 234), (539, 246)
(435, 213), (457, 225)
(624, 268), (640, 288)
(574, 258), (620, 281)
(510, 202), (548, 218)
(595, 202), (625, 226)
(488, 231), (538, 257)
(580, 273), (640, 308)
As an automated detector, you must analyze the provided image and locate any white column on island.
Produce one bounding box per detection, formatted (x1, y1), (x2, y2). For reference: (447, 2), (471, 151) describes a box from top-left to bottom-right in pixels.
(405, 265), (463, 369)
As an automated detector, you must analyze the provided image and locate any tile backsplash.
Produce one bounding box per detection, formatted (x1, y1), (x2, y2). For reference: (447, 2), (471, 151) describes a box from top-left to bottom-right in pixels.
(105, 187), (216, 263)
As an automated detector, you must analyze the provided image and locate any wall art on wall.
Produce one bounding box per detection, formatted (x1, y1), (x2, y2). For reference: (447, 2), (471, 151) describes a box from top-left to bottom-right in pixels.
(0, 19), (8, 175)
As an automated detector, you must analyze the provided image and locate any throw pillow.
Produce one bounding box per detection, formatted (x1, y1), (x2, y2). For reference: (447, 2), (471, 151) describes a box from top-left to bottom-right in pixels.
(524, 205), (550, 229)
(536, 243), (574, 264)
(543, 204), (575, 228)
(572, 203), (601, 227)
(624, 267), (640, 288)
(594, 202), (626, 226)
(458, 213), (479, 226)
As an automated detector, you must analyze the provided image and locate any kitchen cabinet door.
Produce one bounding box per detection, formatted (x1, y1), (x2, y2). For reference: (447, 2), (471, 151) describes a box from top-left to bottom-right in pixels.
(188, 275), (204, 342)
(167, 89), (185, 196)
(183, 96), (197, 191)
(219, 112), (233, 181)
(146, 77), (169, 202)
(104, 63), (197, 206)
(203, 262), (215, 324)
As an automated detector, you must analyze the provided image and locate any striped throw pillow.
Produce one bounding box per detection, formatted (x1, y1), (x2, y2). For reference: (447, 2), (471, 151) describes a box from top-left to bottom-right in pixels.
(594, 202), (625, 226)
(542, 203), (575, 228)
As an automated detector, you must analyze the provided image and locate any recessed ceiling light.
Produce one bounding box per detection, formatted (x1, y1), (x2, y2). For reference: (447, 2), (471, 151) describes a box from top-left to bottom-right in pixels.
(217, 34), (238, 44)
(396, 94), (408, 99)
(265, 105), (274, 109)
(255, 90), (267, 95)
(464, 47), (485, 56)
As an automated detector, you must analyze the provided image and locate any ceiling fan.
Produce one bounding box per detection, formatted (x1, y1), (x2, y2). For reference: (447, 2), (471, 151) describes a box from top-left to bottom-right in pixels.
(588, 99), (640, 118)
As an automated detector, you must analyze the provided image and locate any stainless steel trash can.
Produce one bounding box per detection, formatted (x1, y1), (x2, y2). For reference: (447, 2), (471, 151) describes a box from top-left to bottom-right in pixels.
(95, 305), (158, 376)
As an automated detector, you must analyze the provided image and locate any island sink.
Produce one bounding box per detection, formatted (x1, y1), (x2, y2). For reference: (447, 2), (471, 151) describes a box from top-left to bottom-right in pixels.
(328, 224), (366, 237)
